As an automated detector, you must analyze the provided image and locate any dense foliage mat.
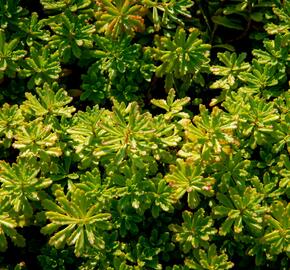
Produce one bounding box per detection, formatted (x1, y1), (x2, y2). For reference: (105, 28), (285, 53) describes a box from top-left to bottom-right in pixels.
(0, 0), (289, 269)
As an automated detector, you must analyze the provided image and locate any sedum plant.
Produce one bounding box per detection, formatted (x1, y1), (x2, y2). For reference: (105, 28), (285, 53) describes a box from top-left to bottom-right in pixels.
(80, 62), (111, 102)
(238, 60), (280, 96)
(0, 0), (290, 269)
(0, 82), (289, 269)
(40, 0), (93, 13)
(0, 196), (25, 252)
(81, 35), (154, 102)
(252, 35), (290, 70)
(95, 0), (147, 38)
(213, 187), (267, 236)
(208, 0), (274, 35)
(265, 0), (290, 38)
(20, 82), (76, 119)
(150, 27), (211, 90)
(141, 0), (193, 31)
(164, 159), (215, 209)
(89, 35), (143, 78)
(19, 47), (61, 89)
(223, 94), (280, 149)
(67, 105), (104, 169)
(0, 30), (26, 80)
(47, 10), (96, 62)
(12, 119), (62, 158)
(263, 201), (290, 255)
(210, 51), (251, 91)
(17, 12), (51, 47)
(0, 0), (28, 29)
(93, 100), (156, 164)
(41, 185), (111, 257)
(42, 184), (110, 256)
(178, 104), (237, 162)
(0, 103), (24, 145)
(0, 158), (52, 218)
(184, 244), (234, 270)
(151, 88), (190, 120)
(169, 209), (217, 252)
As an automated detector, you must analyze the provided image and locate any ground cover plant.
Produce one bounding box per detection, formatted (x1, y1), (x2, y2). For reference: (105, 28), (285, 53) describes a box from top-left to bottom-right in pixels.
(0, 0), (289, 269)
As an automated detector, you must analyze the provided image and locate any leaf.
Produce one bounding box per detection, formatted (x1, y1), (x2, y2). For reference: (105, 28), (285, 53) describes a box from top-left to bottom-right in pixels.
(151, 88), (190, 120)
(169, 209), (217, 251)
(0, 158), (52, 218)
(21, 82), (75, 118)
(151, 27), (210, 90)
(212, 16), (244, 30)
(95, 0), (146, 38)
(42, 186), (111, 256)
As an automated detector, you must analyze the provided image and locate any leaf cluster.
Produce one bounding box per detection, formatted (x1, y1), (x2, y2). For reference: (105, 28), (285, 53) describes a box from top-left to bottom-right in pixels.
(0, 0), (290, 269)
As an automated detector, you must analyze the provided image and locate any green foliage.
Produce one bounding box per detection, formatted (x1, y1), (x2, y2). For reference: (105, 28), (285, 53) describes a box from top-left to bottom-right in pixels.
(41, 185), (111, 256)
(0, 158), (52, 218)
(210, 51), (250, 92)
(0, 103), (24, 143)
(179, 105), (237, 162)
(40, 0), (93, 13)
(165, 159), (215, 209)
(142, 0), (193, 31)
(223, 94), (280, 149)
(20, 82), (75, 118)
(19, 47), (61, 89)
(252, 35), (289, 68)
(37, 245), (77, 270)
(0, 0), (28, 29)
(0, 0), (290, 269)
(213, 187), (266, 236)
(184, 244), (234, 270)
(67, 105), (104, 168)
(47, 11), (96, 62)
(0, 196), (25, 251)
(265, 0), (290, 38)
(238, 60), (280, 96)
(17, 12), (51, 47)
(169, 209), (217, 252)
(209, 0), (274, 32)
(151, 88), (190, 120)
(150, 27), (211, 90)
(0, 30), (26, 79)
(81, 35), (154, 102)
(94, 100), (156, 164)
(0, 78), (289, 268)
(13, 119), (62, 158)
(90, 35), (142, 77)
(263, 201), (290, 255)
(80, 62), (110, 102)
(95, 0), (146, 38)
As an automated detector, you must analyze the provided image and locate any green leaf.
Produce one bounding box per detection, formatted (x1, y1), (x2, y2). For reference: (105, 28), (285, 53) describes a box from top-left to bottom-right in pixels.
(13, 120), (62, 158)
(19, 47), (61, 89)
(169, 209), (217, 252)
(95, 0), (146, 38)
(212, 16), (244, 30)
(42, 186), (111, 256)
(142, 0), (193, 31)
(185, 244), (234, 270)
(0, 158), (52, 218)
(213, 187), (266, 236)
(151, 27), (210, 90)
(263, 201), (290, 255)
(21, 82), (75, 118)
